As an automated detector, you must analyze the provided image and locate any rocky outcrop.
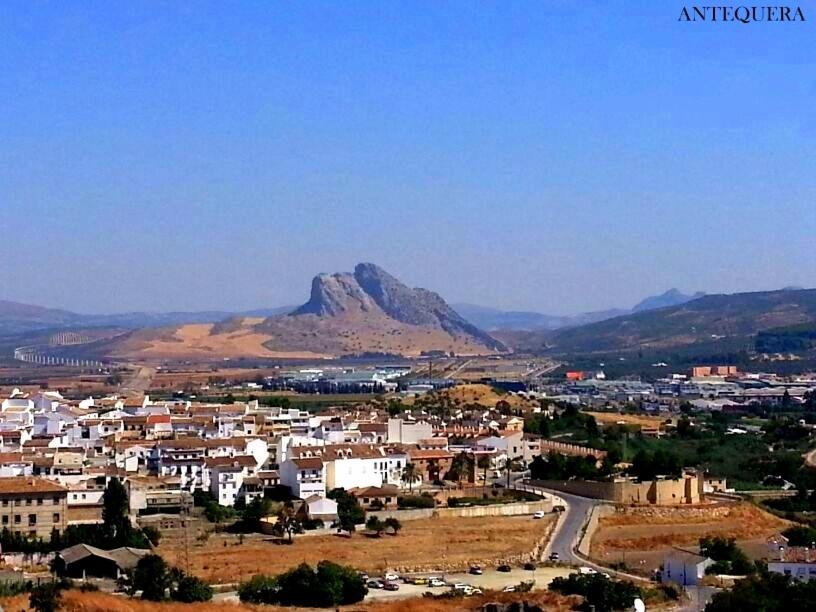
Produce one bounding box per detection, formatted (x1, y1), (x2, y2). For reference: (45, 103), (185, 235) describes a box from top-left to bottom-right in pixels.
(289, 262), (506, 352)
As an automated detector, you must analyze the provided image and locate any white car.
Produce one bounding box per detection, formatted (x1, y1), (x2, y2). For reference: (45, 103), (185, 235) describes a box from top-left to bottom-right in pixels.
(502, 585), (516, 593)
(429, 578), (446, 588)
(579, 566), (597, 575)
(532, 511), (546, 519)
(384, 572), (400, 582)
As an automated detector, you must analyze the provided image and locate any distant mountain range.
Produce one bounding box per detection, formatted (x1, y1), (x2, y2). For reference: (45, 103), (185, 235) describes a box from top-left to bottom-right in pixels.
(508, 287), (816, 356)
(0, 301), (295, 336)
(454, 289), (705, 331)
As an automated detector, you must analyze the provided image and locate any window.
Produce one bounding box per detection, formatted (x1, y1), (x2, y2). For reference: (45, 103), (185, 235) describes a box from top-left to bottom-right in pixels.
(37, 498), (43, 506)
(25, 498), (32, 506)
(1, 515), (7, 525)
(28, 514), (36, 526)
(53, 513), (60, 523)
(1, 500), (7, 507)
(14, 515), (20, 524)
(53, 496), (60, 504)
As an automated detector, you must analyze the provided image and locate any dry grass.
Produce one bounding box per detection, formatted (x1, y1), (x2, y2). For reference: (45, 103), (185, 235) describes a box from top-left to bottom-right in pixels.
(593, 502), (788, 552)
(1, 589), (578, 612)
(159, 515), (554, 584)
(585, 412), (668, 428)
(403, 384), (538, 410)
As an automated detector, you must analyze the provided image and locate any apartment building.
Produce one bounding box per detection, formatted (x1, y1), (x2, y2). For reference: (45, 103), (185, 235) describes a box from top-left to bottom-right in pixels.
(0, 477), (68, 538)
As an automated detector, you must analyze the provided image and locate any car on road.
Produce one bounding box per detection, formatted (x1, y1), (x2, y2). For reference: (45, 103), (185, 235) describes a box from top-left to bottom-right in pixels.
(579, 566), (597, 575)
(523, 562), (536, 571)
(553, 505), (566, 513)
(382, 581), (399, 591)
(532, 510), (546, 519)
(367, 579), (384, 589)
(384, 572), (399, 582)
(469, 565), (483, 575)
(429, 578), (446, 588)
(497, 564), (512, 572)
(549, 552), (560, 562)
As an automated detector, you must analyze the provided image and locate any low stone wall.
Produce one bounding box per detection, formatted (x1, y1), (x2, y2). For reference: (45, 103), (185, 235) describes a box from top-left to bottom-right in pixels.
(369, 499), (552, 522)
(576, 504), (614, 556)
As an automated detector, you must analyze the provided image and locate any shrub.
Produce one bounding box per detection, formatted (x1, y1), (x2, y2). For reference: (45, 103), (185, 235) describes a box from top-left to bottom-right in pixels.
(237, 562), (366, 607)
(550, 573), (641, 612)
(398, 494), (435, 509)
(238, 574), (279, 603)
(29, 582), (62, 612)
(172, 575), (213, 602)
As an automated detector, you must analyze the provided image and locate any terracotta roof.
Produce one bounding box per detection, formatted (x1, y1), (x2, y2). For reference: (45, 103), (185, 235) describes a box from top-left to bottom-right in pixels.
(146, 415), (171, 424)
(204, 455), (256, 469)
(0, 452), (26, 464)
(0, 477), (67, 495)
(408, 449), (455, 460)
(291, 457), (323, 470)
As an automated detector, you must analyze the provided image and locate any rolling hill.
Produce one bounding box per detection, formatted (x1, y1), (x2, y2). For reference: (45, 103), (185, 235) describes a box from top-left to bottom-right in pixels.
(515, 288), (816, 355)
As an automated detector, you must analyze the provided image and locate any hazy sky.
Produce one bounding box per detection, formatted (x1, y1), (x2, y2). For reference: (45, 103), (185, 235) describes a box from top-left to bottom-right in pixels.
(2, 1), (815, 315)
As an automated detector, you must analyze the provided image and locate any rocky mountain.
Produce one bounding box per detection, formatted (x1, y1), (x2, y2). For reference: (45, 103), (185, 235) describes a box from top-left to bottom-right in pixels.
(454, 289), (704, 332)
(511, 288), (816, 355)
(84, 263), (505, 360)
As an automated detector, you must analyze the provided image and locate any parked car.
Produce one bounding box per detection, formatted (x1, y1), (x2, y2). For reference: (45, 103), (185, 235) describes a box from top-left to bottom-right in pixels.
(409, 576), (428, 585)
(384, 572), (399, 582)
(367, 580), (384, 589)
(497, 564), (512, 572)
(429, 578), (447, 588)
(358, 572), (369, 581)
(523, 562), (536, 571)
(502, 585), (516, 592)
(579, 566), (597, 575)
(469, 565), (483, 575)
(549, 552), (560, 562)
(532, 511), (546, 519)
(383, 581), (400, 591)
(452, 583), (470, 591)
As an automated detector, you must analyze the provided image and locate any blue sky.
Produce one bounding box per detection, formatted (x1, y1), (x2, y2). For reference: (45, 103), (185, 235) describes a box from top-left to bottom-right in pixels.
(2, 1), (815, 315)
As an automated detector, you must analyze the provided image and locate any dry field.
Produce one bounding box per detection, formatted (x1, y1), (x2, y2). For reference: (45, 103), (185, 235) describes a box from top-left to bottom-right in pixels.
(1, 589), (578, 612)
(159, 515), (555, 584)
(402, 383), (539, 410)
(585, 411), (668, 428)
(591, 502), (788, 574)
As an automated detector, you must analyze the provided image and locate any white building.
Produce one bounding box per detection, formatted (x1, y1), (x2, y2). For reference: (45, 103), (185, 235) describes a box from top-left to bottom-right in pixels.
(662, 549), (713, 586)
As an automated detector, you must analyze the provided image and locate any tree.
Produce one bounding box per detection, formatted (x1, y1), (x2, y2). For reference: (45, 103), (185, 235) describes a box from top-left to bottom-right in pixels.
(328, 488), (366, 528)
(276, 502), (301, 543)
(549, 573), (641, 612)
(478, 455), (491, 492)
(102, 478), (131, 543)
(366, 516), (385, 537)
(241, 497), (273, 532)
(401, 462), (420, 492)
(445, 452), (474, 483)
(705, 570), (816, 612)
(142, 525), (161, 547)
(133, 554), (172, 601)
(384, 517), (402, 535)
(172, 575), (213, 603)
(30, 582), (62, 612)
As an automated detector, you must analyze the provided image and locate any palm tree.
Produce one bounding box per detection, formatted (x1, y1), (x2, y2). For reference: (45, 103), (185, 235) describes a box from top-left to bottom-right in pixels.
(477, 455), (491, 493)
(505, 457), (522, 489)
(402, 462), (420, 492)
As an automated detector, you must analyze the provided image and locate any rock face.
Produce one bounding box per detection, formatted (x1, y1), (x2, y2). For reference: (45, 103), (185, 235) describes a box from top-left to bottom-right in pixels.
(290, 263), (505, 352)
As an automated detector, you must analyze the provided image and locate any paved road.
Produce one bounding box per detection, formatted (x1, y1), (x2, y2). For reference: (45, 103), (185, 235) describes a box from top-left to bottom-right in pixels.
(517, 481), (600, 565)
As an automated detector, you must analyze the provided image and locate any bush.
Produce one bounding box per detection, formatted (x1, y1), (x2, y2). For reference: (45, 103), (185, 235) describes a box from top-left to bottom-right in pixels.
(172, 575), (213, 602)
(238, 574), (279, 603)
(30, 582), (62, 612)
(302, 517), (324, 530)
(237, 562), (366, 607)
(550, 573), (641, 612)
(397, 494), (435, 509)
(133, 554), (172, 601)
